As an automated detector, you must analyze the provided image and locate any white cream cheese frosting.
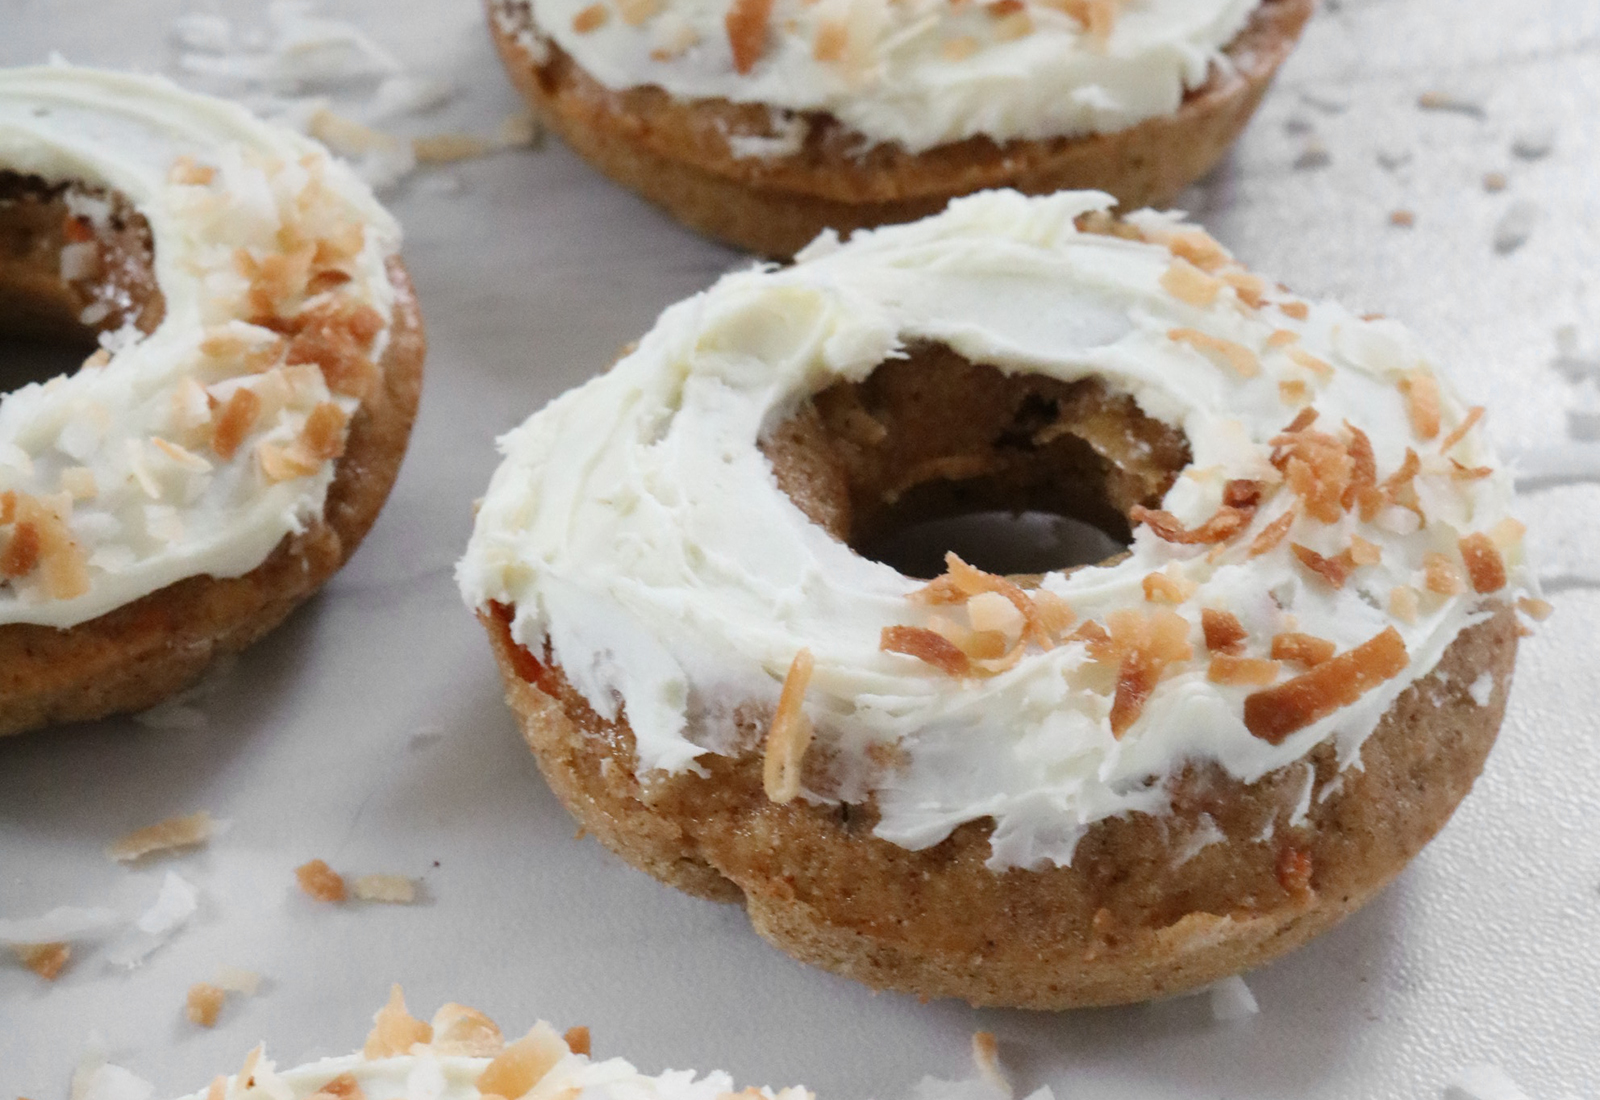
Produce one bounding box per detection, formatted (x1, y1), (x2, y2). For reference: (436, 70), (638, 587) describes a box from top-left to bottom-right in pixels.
(458, 189), (1534, 871)
(0, 64), (401, 629)
(169, 994), (813, 1100)
(498, 0), (1265, 153)
(173, 1048), (783, 1100)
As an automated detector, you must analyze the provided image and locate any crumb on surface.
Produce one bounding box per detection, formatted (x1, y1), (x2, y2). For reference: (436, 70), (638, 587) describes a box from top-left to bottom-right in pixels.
(186, 982), (226, 1027)
(352, 874), (418, 904)
(13, 942), (69, 981)
(295, 859), (347, 903)
(109, 810), (215, 862)
(1389, 209), (1415, 228)
(563, 1025), (591, 1056)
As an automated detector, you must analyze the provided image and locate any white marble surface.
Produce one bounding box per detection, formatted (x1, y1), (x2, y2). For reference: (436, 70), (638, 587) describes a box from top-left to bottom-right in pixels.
(2, 1), (1598, 1097)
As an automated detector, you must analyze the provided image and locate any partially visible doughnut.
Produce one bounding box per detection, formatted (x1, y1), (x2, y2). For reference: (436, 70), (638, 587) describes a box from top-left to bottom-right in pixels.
(166, 986), (814, 1100)
(487, 0), (1313, 255)
(0, 67), (425, 735)
(461, 190), (1540, 1007)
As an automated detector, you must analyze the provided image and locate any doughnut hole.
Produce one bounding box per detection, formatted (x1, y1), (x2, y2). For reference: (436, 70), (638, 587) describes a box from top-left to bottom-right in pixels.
(0, 171), (164, 393)
(761, 342), (1191, 578)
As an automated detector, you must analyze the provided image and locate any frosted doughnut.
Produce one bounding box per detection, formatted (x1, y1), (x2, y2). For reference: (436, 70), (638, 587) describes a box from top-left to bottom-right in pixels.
(164, 987), (818, 1100)
(0, 66), (424, 735)
(459, 189), (1537, 1007)
(487, 0), (1313, 255)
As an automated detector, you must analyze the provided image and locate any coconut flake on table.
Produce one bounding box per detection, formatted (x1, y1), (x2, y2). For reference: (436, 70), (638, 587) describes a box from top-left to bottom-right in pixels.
(70, 1039), (154, 1100)
(105, 871), (199, 968)
(1494, 201), (1540, 253)
(352, 873), (419, 904)
(108, 810), (218, 862)
(165, 0), (534, 192)
(0, 905), (120, 945)
(1445, 1063), (1536, 1100)
(1208, 975), (1260, 1021)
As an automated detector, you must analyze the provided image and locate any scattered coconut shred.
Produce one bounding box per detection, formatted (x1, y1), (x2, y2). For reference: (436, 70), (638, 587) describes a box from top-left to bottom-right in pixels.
(168, 0), (538, 192)
(108, 811), (217, 862)
(0, 905), (120, 982)
(295, 859), (419, 904)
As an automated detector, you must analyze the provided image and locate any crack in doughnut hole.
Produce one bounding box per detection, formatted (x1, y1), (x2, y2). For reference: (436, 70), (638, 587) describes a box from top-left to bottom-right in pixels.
(760, 342), (1191, 578)
(0, 171), (164, 394)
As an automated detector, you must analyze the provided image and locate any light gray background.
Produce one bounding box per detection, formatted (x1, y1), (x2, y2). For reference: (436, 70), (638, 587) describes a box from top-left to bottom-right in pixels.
(2, 1), (1598, 1097)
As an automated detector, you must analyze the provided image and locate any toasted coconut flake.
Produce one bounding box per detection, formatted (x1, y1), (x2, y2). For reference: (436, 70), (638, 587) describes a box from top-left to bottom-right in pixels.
(352, 874), (417, 904)
(1243, 627), (1408, 744)
(1342, 424), (1377, 510)
(410, 133), (491, 164)
(762, 648), (814, 804)
(1132, 503), (1248, 545)
(295, 858), (347, 903)
(1160, 260), (1222, 307)
(1348, 535), (1382, 566)
(1165, 230), (1229, 272)
(1438, 406), (1485, 453)
(215, 966), (262, 995)
(109, 810), (215, 862)
(725, 0), (775, 74)
(210, 388), (263, 461)
(1283, 407), (1318, 434)
(1459, 532), (1508, 593)
(364, 984), (433, 1058)
(477, 1023), (569, 1098)
(882, 625), (969, 676)
(1517, 596), (1553, 621)
(1222, 271), (1267, 309)
(971, 1031), (1011, 1097)
(1142, 570), (1195, 604)
(1423, 552), (1465, 595)
(1286, 347), (1333, 378)
(1279, 379), (1310, 406)
(169, 156), (217, 186)
(299, 402), (351, 461)
(1200, 608), (1247, 655)
(14, 942), (70, 980)
(258, 441), (320, 483)
(813, 19), (849, 61)
(940, 34), (979, 61)
(563, 1026), (591, 1057)
(432, 1003), (504, 1056)
(1031, 589), (1075, 637)
(1270, 632), (1336, 667)
(572, 3), (609, 32)
(1097, 609), (1193, 737)
(1266, 329), (1299, 349)
(1276, 846), (1314, 900)
(1168, 327), (1259, 377)
(307, 1073), (365, 1100)
(1400, 371), (1442, 440)
(1248, 509), (1296, 557)
(1292, 543), (1355, 588)
(186, 983), (227, 1028)
(2, 520), (41, 578)
(1279, 301), (1310, 321)
(967, 590), (1025, 637)
(944, 553), (1049, 646)
(1389, 585), (1420, 623)
(1208, 655), (1280, 686)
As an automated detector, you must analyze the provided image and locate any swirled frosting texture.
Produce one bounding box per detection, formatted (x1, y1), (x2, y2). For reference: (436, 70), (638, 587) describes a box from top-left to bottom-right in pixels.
(505, 0), (1264, 152)
(459, 190), (1531, 870)
(172, 1043), (798, 1100)
(0, 65), (400, 629)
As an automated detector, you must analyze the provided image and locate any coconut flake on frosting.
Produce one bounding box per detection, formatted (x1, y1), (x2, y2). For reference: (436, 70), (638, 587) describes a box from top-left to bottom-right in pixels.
(500, 0), (1265, 152)
(0, 65), (401, 630)
(459, 189), (1535, 871)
